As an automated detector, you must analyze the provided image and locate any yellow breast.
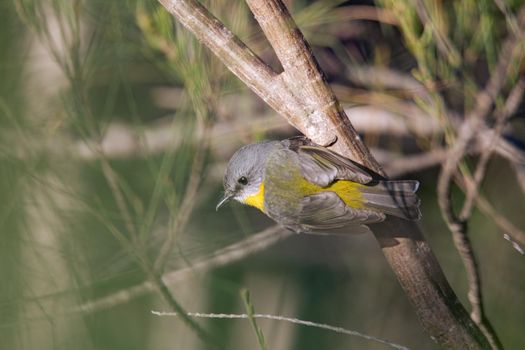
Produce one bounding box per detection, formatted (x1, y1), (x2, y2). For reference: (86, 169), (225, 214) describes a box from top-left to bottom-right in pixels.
(243, 182), (265, 211)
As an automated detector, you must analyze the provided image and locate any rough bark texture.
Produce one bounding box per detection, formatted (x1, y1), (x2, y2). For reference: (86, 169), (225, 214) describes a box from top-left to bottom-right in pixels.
(157, 0), (492, 348)
(375, 219), (488, 348)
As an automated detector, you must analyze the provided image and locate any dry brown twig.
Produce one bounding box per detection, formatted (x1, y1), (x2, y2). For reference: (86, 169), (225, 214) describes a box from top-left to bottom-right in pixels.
(448, 77), (525, 257)
(331, 5), (398, 26)
(156, 0), (493, 348)
(453, 174), (525, 255)
(384, 148), (447, 178)
(461, 76), (525, 221)
(67, 104), (523, 168)
(437, 8), (525, 350)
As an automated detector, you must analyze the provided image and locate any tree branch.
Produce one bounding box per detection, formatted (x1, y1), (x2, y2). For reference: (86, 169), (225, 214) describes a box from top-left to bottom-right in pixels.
(245, 0), (382, 171)
(157, 0), (493, 348)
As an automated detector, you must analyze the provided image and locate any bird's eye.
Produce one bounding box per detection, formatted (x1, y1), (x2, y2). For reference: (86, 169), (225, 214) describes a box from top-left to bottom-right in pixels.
(238, 176), (248, 185)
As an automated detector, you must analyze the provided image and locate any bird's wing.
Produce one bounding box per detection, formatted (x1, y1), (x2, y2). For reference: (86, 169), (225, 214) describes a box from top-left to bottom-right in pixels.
(289, 192), (385, 234)
(296, 145), (374, 187)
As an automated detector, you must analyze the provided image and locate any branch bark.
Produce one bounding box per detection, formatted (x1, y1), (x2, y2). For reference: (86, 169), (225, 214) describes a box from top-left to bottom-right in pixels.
(157, 0), (492, 348)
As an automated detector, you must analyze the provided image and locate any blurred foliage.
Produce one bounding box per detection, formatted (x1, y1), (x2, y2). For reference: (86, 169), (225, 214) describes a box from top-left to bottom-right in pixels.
(0, 0), (524, 349)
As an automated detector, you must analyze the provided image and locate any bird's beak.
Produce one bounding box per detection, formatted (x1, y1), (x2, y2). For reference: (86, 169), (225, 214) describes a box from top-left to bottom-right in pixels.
(216, 192), (234, 211)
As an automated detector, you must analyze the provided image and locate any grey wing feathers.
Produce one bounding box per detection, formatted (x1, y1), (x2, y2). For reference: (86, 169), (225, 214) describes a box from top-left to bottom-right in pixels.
(279, 136), (421, 228)
(292, 192), (385, 234)
(297, 146), (373, 186)
(361, 180), (421, 220)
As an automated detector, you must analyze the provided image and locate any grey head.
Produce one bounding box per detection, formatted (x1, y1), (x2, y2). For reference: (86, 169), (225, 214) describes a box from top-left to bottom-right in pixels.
(216, 140), (279, 210)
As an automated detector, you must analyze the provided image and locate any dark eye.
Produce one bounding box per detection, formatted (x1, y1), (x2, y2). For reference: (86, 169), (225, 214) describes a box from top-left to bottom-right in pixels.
(238, 176), (248, 185)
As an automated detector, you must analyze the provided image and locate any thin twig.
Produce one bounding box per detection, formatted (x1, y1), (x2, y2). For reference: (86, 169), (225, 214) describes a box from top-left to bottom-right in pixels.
(345, 65), (432, 102)
(460, 76), (525, 220)
(240, 289), (268, 350)
(331, 5), (398, 26)
(345, 106), (439, 137)
(96, 99), (216, 347)
(154, 122), (212, 271)
(152, 271), (219, 347)
(7, 102), (523, 173)
(100, 159), (139, 240)
(21, 3), (216, 341)
(454, 173), (525, 254)
(151, 310), (411, 350)
(73, 226), (290, 314)
(384, 148), (447, 178)
(493, 0), (524, 37)
(413, 0), (460, 67)
(437, 9), (525, 350)
(476, 194), (525, 255)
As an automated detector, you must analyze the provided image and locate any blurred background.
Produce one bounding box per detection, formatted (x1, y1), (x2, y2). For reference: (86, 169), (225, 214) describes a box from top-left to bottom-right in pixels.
(1, 0), (525, 349)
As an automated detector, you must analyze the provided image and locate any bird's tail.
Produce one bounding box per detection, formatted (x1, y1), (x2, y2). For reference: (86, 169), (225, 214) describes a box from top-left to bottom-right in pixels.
(360, 180), (421, 220)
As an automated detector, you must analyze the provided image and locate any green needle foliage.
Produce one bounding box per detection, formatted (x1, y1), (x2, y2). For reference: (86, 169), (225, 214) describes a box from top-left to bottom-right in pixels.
(1, 1), (524, 349)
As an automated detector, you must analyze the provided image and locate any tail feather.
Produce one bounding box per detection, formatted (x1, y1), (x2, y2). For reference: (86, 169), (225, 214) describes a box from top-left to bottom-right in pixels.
(361, 180), (421, 220)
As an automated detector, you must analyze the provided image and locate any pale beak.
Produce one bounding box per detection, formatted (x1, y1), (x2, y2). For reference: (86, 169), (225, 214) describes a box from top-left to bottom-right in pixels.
(216, 192), (234, 211)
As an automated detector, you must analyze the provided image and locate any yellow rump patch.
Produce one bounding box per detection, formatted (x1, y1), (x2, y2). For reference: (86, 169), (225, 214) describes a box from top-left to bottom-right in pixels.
(243, 182), (265, 211)
(297, 178), (365, 209)
(326, 180), (365, 208)
(242, 178), (365, 212)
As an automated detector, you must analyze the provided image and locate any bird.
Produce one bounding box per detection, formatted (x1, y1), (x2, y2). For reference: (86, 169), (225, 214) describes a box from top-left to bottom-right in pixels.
(217, 136), (421, 234)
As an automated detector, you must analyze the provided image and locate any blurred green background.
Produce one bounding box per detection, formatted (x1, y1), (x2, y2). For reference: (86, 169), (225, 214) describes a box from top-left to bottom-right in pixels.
(1, 0), (524, 349)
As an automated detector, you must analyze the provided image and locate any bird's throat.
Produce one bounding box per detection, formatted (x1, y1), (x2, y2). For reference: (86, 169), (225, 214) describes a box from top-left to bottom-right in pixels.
(243, 182), (265, 211)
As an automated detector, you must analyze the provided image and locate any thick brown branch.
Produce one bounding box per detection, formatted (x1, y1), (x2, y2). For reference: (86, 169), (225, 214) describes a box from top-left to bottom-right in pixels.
(157, 0), (494, 348)
(157, 0), (280, 112)
(245, 0), (382, 171)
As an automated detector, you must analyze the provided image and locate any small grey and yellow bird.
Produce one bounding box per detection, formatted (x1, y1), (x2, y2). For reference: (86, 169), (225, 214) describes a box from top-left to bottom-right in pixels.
(217, 136), (420, 234)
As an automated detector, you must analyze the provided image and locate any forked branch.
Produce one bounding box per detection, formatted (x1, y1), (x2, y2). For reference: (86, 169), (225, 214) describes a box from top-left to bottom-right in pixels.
(157, 0), (491, 348)
(157, 0), (380, 171)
